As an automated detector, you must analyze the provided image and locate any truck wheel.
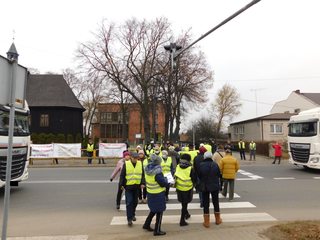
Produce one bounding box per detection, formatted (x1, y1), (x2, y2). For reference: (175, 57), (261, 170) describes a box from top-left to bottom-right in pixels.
(10, 181), (19, 187)
(303, 166), (309, 170)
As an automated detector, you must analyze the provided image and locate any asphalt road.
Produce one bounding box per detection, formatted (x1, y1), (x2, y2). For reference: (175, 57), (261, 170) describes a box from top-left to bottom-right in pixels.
(1, 158), (320, 239)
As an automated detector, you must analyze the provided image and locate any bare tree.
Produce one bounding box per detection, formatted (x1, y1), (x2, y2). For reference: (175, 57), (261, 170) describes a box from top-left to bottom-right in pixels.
(77, 18), (172, 142)
(63, 68), (87, 100)
(212, 84), (242, 139)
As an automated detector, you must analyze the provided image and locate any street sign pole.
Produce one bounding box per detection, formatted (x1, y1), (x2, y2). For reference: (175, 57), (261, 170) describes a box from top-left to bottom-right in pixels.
(1, 58), (17, 240)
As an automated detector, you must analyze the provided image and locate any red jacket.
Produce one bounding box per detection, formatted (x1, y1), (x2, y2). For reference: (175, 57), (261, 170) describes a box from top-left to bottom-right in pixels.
(272, 144), (282, 157)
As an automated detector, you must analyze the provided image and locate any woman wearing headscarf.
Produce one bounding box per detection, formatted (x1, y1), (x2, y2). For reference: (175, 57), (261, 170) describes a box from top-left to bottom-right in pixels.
(143, 154), (170, 236)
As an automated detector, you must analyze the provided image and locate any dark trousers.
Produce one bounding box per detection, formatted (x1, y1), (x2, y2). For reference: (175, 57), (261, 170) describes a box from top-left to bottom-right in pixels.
(98, 158), (105, 164)
(180, 202), (189, 223)
(250, 150), (256, 160)
(239, 150), (246, 160)
(144, 212), (164, 233)
(202, 190), (220, 214)
(87, 152), (93, 164)
(273, 156), (281, 164)
(222, 179), (235, 200)
(125, 188), (139, 221)
(139, 187), (147, 200)
(116, 184), (124, 206)
(165, 186), (170, 198)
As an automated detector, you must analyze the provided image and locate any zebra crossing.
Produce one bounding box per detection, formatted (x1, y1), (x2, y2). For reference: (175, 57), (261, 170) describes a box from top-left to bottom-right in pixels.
(110, 187), (276, 225)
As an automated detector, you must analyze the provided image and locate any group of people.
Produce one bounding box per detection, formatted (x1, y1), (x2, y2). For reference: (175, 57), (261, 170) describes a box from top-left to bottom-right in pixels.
(110, 142), (240, 236)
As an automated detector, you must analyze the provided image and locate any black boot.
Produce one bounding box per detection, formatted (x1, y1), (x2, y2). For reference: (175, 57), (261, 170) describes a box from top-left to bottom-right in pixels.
(143, 212), (155, 232)
(154, 212), (166, 236)
(180, 209), (188, 226)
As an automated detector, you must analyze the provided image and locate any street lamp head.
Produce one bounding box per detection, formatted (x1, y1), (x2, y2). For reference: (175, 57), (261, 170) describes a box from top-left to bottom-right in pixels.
(164, 45), (172, 52)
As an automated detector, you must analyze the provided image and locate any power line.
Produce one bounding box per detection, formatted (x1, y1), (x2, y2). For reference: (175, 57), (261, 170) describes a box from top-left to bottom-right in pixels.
(216, 75), (320, 82)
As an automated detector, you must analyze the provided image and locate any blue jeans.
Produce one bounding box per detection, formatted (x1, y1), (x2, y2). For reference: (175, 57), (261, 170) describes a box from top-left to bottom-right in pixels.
(125, 188), (139, 221)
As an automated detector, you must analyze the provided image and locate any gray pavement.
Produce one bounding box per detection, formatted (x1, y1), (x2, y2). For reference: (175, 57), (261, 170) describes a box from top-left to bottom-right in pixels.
(25, 153), (281, 239)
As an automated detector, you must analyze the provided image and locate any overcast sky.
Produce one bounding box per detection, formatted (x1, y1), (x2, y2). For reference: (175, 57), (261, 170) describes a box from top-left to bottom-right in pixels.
(1, 0), (320, 129)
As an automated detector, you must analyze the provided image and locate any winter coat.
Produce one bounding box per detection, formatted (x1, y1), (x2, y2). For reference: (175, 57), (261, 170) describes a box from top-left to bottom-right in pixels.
(197, 158), (221, 192)
(219, 154), (240, 180)
(110, 158), (125, 180)
(272, 144), (282, 157)
(145, 163), (169, 213)
(213, 150), (225, 165)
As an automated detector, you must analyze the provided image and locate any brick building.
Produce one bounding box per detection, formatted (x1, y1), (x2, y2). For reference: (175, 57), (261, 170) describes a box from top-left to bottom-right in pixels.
(92, 103), (165, 144)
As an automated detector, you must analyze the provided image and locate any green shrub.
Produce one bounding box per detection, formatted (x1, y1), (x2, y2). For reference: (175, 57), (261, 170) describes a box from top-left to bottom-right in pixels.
(56, 133), (66, 143)
(66, 134), (74, 143)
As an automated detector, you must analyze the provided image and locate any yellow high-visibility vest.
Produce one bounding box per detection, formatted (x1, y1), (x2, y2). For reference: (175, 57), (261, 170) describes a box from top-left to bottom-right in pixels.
(238, 141), (245, 149)
(204, 144), (212, 153)
(249, 142), (256, 150)
(125, 161), (143, 185)
(143, 158), (149, 168)
(174, 165), (193, 191)
(87, 144), (94, 152)
(161, 157), (172, 174)
(145, 174), (165, 194)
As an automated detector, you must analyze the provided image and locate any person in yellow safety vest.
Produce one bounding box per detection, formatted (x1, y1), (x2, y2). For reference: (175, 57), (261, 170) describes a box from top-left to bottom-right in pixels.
(161, 150), (174, 202)
(179, 144), (198, 165)
(249, 140), (256, 161)
(143, 154), (170, 236)
(204, 143), (212, 154)
(138, 150), (148, 204)
(119, 152), (145, 226)
(153, 145), (162, 157)
(144, 142), (154, 158)
(174, 153), (197, 227)
(86, 139), (94, 164)
(238, 139), (246, 160)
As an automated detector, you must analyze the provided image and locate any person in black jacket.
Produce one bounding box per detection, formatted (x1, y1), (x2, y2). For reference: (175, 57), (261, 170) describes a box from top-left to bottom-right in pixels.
(193, 146), (207, 208)
(197, 151), (222, 228)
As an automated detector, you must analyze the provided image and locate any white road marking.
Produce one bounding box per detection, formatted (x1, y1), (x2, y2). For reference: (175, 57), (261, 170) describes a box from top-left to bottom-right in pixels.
(313, 177), (320, 179)
(238, 170), (263, 180)
(273, 177), (295, 180)
(122, 193), (240, 201)
(8, 235), (88, 240)
(23, 180), (108, 184)
(110, 212), (276, 225)
(120, 202), (255, 211)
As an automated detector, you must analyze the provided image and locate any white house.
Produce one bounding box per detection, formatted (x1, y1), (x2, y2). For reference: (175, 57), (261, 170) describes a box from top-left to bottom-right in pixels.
(270, 90), (320, 114)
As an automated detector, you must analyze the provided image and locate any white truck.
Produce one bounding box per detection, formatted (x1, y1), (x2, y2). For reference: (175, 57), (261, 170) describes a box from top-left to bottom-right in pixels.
(0, 103), (30, 187)
(288, 107), (320, 169)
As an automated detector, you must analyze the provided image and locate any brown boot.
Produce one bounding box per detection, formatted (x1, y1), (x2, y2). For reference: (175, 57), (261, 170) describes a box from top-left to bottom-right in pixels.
(203, 214), (210, 228)
(214, 212), (222, 225)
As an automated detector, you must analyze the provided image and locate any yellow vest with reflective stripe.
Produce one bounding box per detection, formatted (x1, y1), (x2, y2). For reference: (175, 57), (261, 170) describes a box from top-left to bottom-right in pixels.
(125, 161), (143, 185)
(189, 150), (198, 164)
(87, 144), (94, 152)
(204, 144), (212, 153)
(249, 142), (256, 150)
(161, 157), (172, 174)
(145, 173), (165, 194)
(238, 141), (245, 149)
(175, 165), (193, 191)
(143, 158), (149, 168)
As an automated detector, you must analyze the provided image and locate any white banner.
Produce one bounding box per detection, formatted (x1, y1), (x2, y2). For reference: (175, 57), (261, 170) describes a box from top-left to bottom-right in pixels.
(53, 143), (81, 158)
(30, 143), (81, 158)
(30, 144), (53, 158)
(99, 143), (127, 158)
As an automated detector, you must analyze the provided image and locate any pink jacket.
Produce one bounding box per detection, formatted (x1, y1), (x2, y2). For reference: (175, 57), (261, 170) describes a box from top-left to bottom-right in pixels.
(110, 158), (125, 180)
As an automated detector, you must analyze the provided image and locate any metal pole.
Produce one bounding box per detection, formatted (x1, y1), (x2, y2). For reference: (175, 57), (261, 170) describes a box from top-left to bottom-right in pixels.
(2, 58), (17, 240)
(175, 0), (261, 59)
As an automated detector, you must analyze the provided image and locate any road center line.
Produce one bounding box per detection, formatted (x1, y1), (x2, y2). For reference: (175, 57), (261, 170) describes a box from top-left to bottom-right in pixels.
(273, 177), (295, 180)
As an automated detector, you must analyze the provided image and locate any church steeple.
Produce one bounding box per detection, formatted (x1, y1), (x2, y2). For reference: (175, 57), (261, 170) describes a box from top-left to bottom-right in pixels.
(7, 42), (19, 62)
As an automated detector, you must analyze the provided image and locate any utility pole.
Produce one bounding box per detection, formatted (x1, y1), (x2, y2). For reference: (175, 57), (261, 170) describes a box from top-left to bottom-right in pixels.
(250, 88), (266, 116)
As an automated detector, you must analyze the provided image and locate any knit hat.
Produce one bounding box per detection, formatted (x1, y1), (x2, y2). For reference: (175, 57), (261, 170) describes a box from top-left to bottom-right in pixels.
(150, 154), (162, 165)
(136, 145), (142, 150)
(138, 150), (145, 155)
(199, 146), (207, 154)
(204, 151), (213, 159)
(123, 151), (131, 157)
(181, 153), (191, 162)
(225, 148), (232, 154)
(168, 146), (175, 151)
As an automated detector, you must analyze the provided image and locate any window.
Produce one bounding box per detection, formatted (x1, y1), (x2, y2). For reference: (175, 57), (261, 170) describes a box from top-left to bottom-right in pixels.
(100, 113), (107, 123)
(40, 114), (49, 127)
(106, 113), (112, 122)
(270, 123), (283, 134)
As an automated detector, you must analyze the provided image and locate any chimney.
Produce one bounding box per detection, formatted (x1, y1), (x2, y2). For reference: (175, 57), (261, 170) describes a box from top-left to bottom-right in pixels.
(295, 89), (300, 94)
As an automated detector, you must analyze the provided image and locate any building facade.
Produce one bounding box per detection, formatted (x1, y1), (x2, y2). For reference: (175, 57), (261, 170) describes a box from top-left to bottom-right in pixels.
(229, 113), (295, 142)
(92, 103), (165, 144)
(26, 74), (85, 141)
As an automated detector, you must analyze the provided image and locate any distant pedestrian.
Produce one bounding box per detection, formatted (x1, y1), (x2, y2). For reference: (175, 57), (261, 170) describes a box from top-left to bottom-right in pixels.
(98, 140), (105, 164)
(161, 150), (174, 202)
(174, 154), (196, 227)
(193, 146), (207, 208)
(219, 149), (240, 201)
(212, 145), (225, 192)
(272, 141), (282, 164)
(110, 150), (131, 210)
(143, 154), (170, 236)
(197, 151), (222, 228)
(119, 152), (145, 226)
(238, 139), (246, 160)
(86, 139), (94, 164)
(249, 140), (256, 161)
(138, 150), (148, 204)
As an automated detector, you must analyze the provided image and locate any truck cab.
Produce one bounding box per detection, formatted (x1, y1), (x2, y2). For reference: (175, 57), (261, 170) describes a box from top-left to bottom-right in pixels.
(288, 108), (320, 169)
